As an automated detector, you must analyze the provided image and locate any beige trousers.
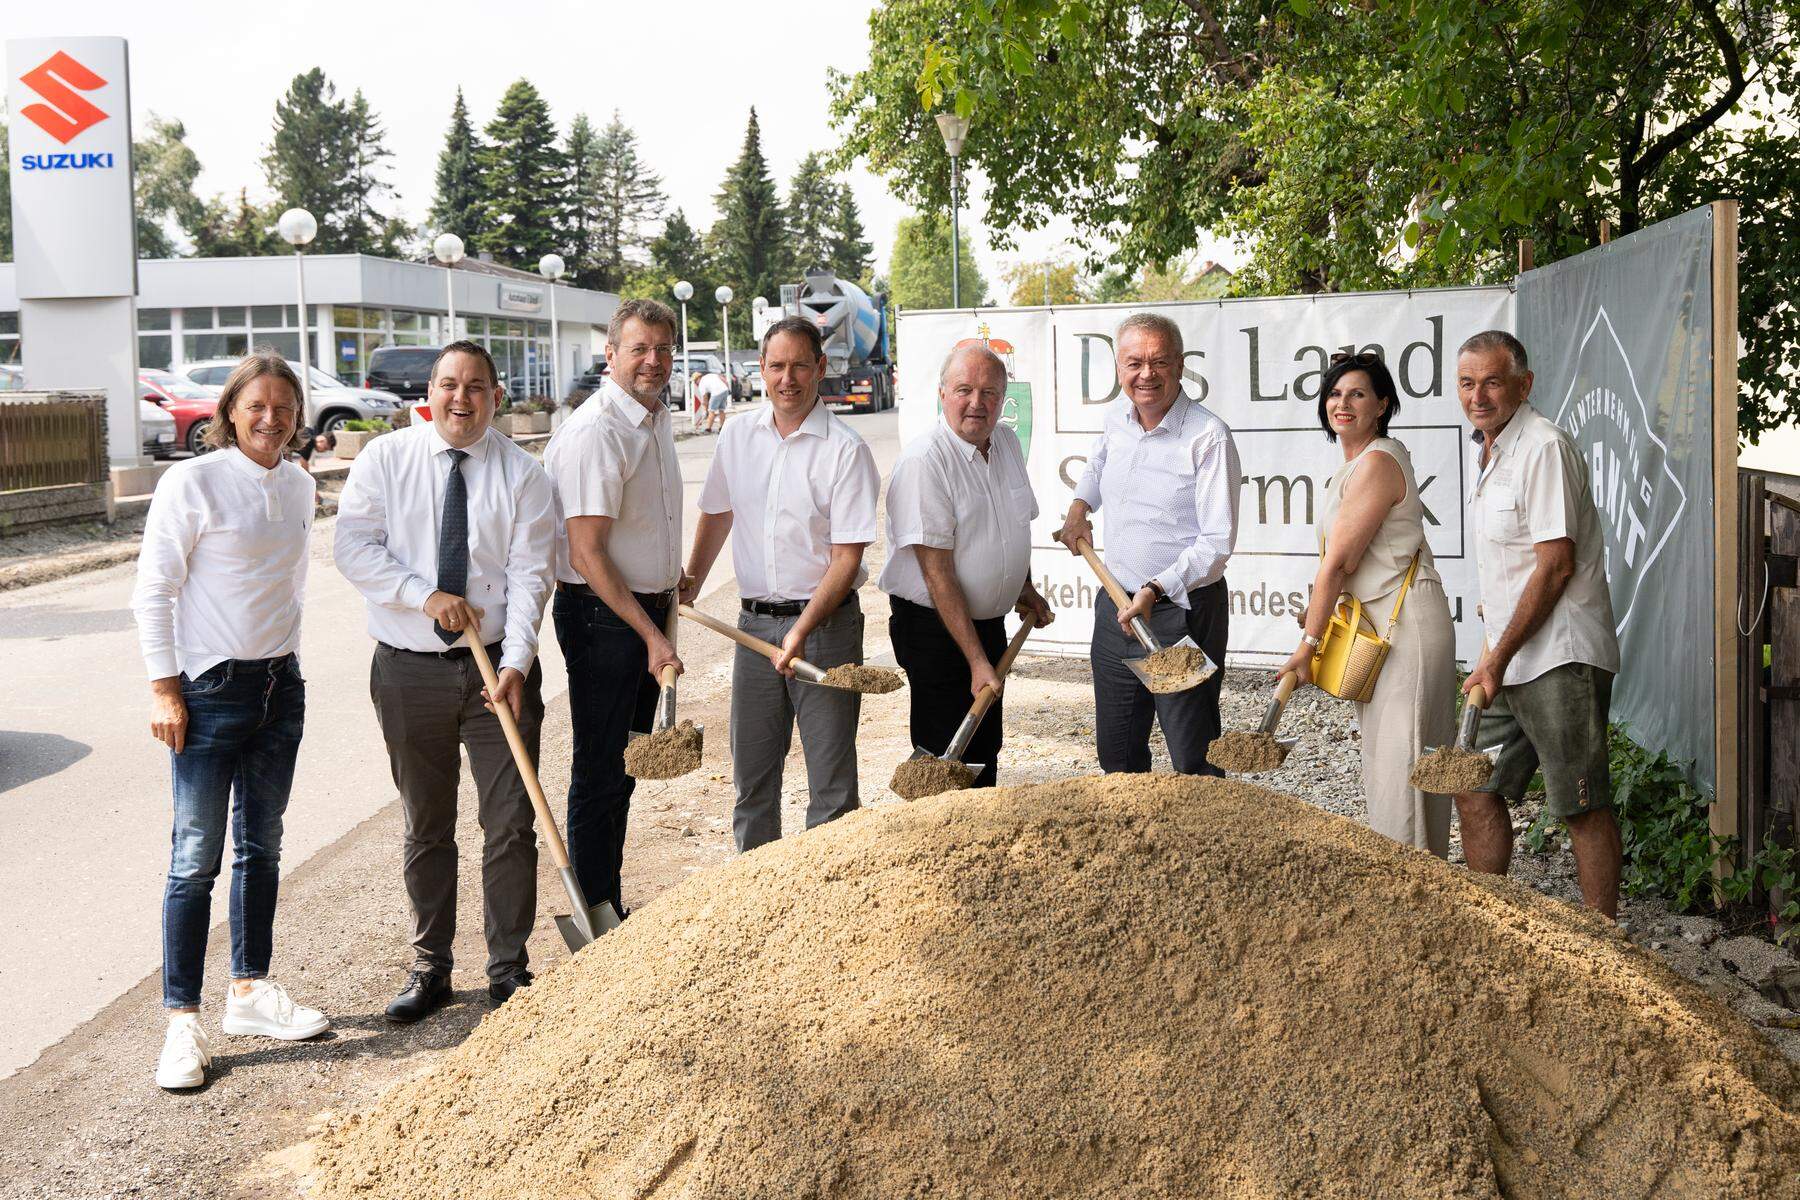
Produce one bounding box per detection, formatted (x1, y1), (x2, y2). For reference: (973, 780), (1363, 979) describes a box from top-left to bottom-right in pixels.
(1355, 577), (1457, 857)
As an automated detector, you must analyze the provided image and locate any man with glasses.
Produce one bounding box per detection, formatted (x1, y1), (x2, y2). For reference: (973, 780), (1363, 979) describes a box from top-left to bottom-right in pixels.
(1057, 312), (1241, 775)
(542, 299), (686, 920)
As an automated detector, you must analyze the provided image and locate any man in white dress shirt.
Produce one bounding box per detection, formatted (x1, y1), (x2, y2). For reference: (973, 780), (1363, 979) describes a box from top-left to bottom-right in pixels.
(334, 340), (556, 1022)
(683, 316), (881, 850)
(880, 342), (1054, 787)
(543, 299), (684, 919)
(1058, 312), (1242, 775)
(1456, 330), (1622, 915)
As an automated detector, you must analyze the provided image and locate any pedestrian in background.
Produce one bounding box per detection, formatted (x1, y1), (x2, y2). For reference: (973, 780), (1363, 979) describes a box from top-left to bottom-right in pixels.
(132, 350), (329, 1091)
(689, 371), (706, 433)
(701, 368), (732, 433)
(334, 340), (557, 1022)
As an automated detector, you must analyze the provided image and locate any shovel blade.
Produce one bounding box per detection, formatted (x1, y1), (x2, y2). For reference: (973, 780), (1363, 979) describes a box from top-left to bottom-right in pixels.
(1129, 635), (1217, 695)
(555, 900), (624, 954)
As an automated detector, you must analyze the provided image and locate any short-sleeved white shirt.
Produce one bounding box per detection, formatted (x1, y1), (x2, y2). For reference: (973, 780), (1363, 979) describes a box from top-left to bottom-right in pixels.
(697, 399), (880, 601)
(878, 418), (1036, 619)
(700, 373), (731, 402)
(542, 379), (682, 593)
(1468, 403), (1620, 686)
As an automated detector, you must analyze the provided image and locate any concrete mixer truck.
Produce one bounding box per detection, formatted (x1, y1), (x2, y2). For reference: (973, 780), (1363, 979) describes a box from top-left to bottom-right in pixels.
(776, 268), (894, 413)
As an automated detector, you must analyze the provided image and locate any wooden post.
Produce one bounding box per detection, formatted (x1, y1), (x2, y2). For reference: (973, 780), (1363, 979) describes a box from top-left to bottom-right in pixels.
(1711, 200), (1741, 877)
(1518, 238), (1534, 273)
(1599, 220), (1612, 245)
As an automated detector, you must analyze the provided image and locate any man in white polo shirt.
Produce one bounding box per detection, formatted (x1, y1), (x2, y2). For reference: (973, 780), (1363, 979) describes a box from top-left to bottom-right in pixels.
(880, 341), (1054, 787)
(334, 340), (557, 1021)
(1057, 311), (1241, 776)
(542, 299), (684, 920)
(683, 316), (881, 850)
(1456, 329), (1622, 916)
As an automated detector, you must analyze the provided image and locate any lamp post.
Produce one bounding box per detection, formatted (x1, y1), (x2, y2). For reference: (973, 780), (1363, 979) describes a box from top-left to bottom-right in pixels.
(935, 112), (971, 309)
(277, 207), (318, 416)
(672, 280), (694, 408)
(539, 253), (565, 404)
(715, 285), (734, 401)
(433, 232), (465, 342)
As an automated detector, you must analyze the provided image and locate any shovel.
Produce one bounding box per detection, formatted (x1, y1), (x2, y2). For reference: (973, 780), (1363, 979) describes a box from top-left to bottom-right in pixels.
(1208, 671), (1301, 774)
(1409, 682), (1500, 795)
(465, 636), (622, 952)
(678, 603), (902, 693)
(1057, 532), (1215, 694)
(902, 613), (1038, 782)
(626, 602), (703, 778)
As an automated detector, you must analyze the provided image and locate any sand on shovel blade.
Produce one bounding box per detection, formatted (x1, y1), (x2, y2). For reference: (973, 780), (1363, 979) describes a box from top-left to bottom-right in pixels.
(1140, 644), (1209, 694)
(623, 720), (702, 780)
(1206, 730), (1290, 774)
(819, 663), (904, 694)
(1409, 745), (1494, 794)
(889, 756), (976, 799)
(305, 774), (1800, 1200)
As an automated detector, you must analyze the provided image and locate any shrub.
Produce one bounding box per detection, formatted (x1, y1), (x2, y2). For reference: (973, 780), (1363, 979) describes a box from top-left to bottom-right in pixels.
(341, 419), (392, 434)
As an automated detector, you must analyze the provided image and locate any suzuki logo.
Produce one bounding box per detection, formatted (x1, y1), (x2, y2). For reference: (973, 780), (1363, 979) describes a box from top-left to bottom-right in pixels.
(19, 51), (109, 145)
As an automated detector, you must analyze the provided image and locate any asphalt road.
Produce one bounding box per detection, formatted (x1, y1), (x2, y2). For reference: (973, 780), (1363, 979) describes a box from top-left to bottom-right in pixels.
(0, 407), (900, 1079)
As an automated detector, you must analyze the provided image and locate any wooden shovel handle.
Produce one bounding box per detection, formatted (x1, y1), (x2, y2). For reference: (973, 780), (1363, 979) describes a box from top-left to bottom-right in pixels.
(1274, 670), (1298, 708)
(678, 604), (826, 676)
(967, 614), (1038, 721)
(1465, 683), (1489, 711)
(1062, 534), (1134, 611)
(465, 637), (572, 872)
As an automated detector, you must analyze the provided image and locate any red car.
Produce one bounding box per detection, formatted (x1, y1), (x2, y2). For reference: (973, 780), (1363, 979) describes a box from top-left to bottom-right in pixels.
(139, 369), (219, 456)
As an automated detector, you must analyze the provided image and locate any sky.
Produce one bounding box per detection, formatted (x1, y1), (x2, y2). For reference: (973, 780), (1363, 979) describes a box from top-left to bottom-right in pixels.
(7, 0), (1241, 300)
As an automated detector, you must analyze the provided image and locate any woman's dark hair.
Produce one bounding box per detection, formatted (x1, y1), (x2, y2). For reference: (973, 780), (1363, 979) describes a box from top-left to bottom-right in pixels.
(1316, 352), (1400, 443)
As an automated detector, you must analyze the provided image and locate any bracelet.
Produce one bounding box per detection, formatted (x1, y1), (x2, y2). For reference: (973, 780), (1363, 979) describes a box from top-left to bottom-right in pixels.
(1300, 633), (1321, 649)
(1146, 580), (1166, 601)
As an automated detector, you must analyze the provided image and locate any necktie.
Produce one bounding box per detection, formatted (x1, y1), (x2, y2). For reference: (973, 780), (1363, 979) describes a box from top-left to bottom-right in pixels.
(434, 448), (470, 645)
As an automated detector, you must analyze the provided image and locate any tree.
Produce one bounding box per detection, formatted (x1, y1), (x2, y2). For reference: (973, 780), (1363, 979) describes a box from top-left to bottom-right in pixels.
(343, 89), (402, 255)
(1134, 257), (1233, 303)
(710, 109), (790, 305)
(584, 111), (666, 291)
(263, 69), (356, 252)
(1002, 258), (1084, 306)
(133, 115), (205, 258)
(631, 208), (718, 340)
(562, 113), (603, 286)
(192, 189), (280, 258)
(887, 212), (988, 310)
(835, 0), (1800, 436)
(427, 87), (484, 242)
(787, 152), (840, 272)
(827, 184), (875, 283)
(475, 79), (567, 267)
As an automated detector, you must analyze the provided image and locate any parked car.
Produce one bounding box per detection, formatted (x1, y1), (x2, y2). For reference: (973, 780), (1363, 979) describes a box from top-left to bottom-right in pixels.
(139, 369), (218, 456)
(140, 398), (177, 458)
(364, 345), (440, 404)
(729, 361), (760, 400)
(178, 358), (402, 433)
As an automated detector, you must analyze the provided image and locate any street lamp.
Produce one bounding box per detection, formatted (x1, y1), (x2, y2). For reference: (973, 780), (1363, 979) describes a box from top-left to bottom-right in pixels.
(539, 253), (565, 405)
(935, 112), (971, 309)
(715, 285), (734, 401)
(673, 280), (694, 406)
(433, 232), (465, 342)
(276, 207), (318, 416)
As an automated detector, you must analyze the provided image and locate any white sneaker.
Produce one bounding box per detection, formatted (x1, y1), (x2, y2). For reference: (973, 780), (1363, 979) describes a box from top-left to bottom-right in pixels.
(155, 1016), (211, 1090)
(219, 979), (329, 1040)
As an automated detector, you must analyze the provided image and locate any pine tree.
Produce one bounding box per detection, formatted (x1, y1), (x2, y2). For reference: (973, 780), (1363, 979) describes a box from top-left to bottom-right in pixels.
(475, 79), (567, 268)
(586, 111), (665, 292)
(343, 89), (399, 255)
(427, 88), (485, 242)
(786, 151), (839, 274)
(193, 189), (280, 258)
(827, 184), (874, 284)
(263, 69), (357, 252)
(710, 109), (790, 306)
(625, 208), (717, 340)
(562, 113), (602, 286)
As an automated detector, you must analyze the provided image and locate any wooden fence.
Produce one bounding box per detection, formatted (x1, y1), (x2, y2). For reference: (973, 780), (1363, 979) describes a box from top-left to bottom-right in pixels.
(0, 393), (107, 492)
(1738, 468), (1800, 924)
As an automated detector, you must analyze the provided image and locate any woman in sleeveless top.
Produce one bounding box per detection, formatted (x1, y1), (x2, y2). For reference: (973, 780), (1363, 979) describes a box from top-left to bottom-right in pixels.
(1278, 354), (1458, 856)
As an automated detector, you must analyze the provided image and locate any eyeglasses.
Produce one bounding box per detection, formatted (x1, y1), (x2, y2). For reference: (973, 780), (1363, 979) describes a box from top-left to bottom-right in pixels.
(623, 344), (678, 359)
(1329, 350), (1382, 367)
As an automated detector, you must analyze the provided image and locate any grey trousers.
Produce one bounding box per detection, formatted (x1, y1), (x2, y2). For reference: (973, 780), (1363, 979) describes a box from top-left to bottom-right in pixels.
(1092, 581), (1229, 775)
(370, 644), (543, 981)
(730, 598), (863, 851)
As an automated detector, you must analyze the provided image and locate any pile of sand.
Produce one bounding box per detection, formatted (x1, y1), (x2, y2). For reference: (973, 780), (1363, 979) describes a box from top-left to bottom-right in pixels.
(1140, 644), (1210, 693)
(623, 720), (702, 780)
(1206, 730), (1290, 773)
(1412, 745), (1496, 793)
(308, 776), (1800, 1200)
(888, 755), (976, 799)
(819, 663), (904, 693)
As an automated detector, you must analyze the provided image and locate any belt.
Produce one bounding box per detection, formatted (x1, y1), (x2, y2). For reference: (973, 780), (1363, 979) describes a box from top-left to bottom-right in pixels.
(558, 580), (676, 610)
(378, 640), (501, 661)
(741, 593), (860, 618)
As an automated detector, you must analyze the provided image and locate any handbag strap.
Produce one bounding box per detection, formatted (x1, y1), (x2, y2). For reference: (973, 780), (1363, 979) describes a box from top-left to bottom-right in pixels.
(1383, 551), (1422, 640)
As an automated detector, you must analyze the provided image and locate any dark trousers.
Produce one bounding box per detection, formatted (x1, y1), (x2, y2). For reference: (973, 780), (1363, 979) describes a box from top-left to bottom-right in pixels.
(554, 587), (664, 914)
(1091, 581), (1229, 775)
(370, 644), (543, 981)
(889, 596), (1008, 788)
(162, 656), (304, 1008)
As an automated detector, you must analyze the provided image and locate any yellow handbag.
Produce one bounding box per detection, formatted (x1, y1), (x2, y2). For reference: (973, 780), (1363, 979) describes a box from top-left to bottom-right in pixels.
(1310, 552), (1421, 704)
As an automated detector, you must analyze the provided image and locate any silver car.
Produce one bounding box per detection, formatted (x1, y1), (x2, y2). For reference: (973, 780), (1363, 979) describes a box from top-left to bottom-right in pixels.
(178, 358), (402, 433)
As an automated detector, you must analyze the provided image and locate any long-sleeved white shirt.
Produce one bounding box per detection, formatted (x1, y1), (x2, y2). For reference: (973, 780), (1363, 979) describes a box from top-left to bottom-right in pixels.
(1072, 394), (1241, 607)
(132, 448), (315, 681)
(332, 421), (555, 676)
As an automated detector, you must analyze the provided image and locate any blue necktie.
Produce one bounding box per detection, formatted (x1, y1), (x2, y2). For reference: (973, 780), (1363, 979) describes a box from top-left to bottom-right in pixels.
(434, 449), (470, 645)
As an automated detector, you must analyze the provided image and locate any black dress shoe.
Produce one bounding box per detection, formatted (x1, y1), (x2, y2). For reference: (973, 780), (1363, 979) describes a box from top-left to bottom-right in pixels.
(385, 970), (451, 1024)
(488, 969), (533, 1007)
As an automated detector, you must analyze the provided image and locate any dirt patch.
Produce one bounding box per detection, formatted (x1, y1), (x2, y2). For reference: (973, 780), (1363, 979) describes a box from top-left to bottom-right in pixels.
(819, 663), (904, 694)
(1411, 745), (1496, 794)
(1206, 730), (1290, 773)
(1140, 643), (1210, 693)
(307, 774), (1800, 1200)
(888, 756), (975, 799)
(623, 721), (702, 780)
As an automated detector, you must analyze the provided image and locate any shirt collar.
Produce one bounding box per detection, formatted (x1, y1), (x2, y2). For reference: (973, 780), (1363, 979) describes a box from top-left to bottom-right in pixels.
(424, 416), (493, 461)
(759, 398), (829, 439)
(603, 377), (656, 428)
(1475, 403), (1537, 458)
(1122, 392), (1190, 437)
(224, 446), (282, 482)
(936, 415), (987, 462)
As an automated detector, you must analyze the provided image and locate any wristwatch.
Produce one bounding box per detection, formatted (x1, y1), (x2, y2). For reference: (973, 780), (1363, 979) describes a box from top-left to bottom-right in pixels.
(1146, 580), (1166, 602)
(1300, 632), (1321, 649)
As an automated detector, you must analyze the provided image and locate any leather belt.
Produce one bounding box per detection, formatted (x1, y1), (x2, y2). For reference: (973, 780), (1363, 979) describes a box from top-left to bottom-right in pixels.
(558, 580), (676, 610)
(741, 593), (859, 618)
(379, 640), (500, 661)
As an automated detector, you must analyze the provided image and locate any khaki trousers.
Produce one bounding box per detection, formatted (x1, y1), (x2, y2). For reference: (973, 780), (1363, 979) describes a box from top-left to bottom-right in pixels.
(1356, 578), (1457, 858)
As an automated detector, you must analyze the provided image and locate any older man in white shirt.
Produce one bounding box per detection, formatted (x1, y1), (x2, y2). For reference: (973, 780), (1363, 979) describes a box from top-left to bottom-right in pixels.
(683, 316), (881, 850)
(543, 299), (684, 919)
(334, 340), (556, 1022)
(1455, 330), (1622, 916)
(1058, 311), (1242, 775)
(880, 342), (1054, 787)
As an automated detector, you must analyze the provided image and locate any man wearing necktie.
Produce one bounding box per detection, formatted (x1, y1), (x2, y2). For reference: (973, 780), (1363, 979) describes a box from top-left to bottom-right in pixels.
(335, 341), (557, 1023)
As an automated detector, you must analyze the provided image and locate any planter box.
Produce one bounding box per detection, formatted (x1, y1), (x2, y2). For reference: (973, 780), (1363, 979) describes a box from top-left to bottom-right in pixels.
(497, 413), (534, 437)
(335, 429), (383, 459)
(530, 411), (552, 433)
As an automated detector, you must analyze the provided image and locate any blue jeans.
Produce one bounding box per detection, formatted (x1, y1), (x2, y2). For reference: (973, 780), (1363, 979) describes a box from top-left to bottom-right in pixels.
(553, 587), (664, 914)
(161, 656), (305, 1009)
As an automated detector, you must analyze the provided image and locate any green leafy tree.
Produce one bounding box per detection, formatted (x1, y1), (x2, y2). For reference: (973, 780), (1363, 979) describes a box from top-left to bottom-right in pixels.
(584, 111), (666, 291)
(787, 151), (841, 272)
(427, 87), (484, 243)
(630, 208), (718, 340)
(475, 79), (567, 267)
(835, 0), (1800, 436)
(192, 189), (281, 258)
(133, 115), (204, 258)
(888, 212), (988, 309)
(827, 184), (875, 283)
(1002, 257), (1084, 306)
(1135, 257), (1233, 302)
(710, 109), (790, 305)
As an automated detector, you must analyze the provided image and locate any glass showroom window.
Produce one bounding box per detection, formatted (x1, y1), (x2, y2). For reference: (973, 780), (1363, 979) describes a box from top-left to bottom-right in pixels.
(0, 312), (19, 365)
(180, 307), (249, 363)
(137, 308), (173, 369)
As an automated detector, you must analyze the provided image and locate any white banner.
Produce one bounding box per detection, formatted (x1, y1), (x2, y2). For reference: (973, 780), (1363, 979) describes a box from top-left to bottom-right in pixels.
(896, 286), (1515, 665)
